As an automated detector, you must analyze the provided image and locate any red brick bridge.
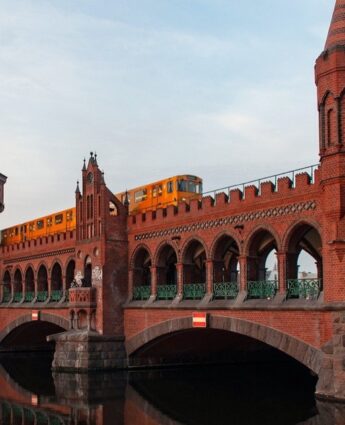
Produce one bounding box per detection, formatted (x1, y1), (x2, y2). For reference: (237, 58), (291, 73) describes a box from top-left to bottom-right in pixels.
(2, 0), (345, 402)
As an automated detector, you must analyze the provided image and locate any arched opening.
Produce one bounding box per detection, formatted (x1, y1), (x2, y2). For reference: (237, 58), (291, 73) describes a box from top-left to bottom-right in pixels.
(51, 263), (63, 302)
(156, 244), (177, 300)
(66, 260), (75, 290)
(132, 247), (152, 301)
(77, 310), (88, 330)
(37, 265), (48, 302)
(183, 240), (206, 300)
(2, 271), (11, 303)
(13, 269), (23, 303)
(24, 267), (35, 303)
(247, 229), (278, 299)
(213, 235), (240, 299)
(84, 257), (92, 287)
(0, 321), (65, 353)
(129, 327), (318, 425)
(286, 223), (322, 299)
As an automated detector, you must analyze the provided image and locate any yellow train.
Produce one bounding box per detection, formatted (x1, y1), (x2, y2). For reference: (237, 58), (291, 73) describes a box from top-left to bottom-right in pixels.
(1, 174), (203, 246)
(1, 208), (76, 246)
(115, 174), (203, 214)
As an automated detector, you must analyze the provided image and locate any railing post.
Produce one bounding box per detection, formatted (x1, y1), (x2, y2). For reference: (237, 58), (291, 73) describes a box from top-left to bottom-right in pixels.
(238, 255), (248, 293)
(150, 266), (157, 297)
(206, 260), (214, 295)
(277, 251), (287, 296)
(176, 262), (184, 296)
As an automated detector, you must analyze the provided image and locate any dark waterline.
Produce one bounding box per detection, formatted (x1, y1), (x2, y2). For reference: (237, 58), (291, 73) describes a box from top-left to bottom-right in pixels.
(0, 353), (341, 425)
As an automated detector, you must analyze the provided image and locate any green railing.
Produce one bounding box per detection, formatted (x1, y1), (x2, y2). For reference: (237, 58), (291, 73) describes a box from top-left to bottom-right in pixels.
(37, 291), (48, 302)
(213, 282), (239, 299)
(13, 292), (23, 303)
(2, 291), (11, 303)
(24, 291), (35, 302)
(247, 280), (278, 299)
(133, 285), (151, 301)
(287, 279), (322, 300)
(50, 290), (63, 302)
(183, 283), (206, 300)
(157, 284), (177, 300)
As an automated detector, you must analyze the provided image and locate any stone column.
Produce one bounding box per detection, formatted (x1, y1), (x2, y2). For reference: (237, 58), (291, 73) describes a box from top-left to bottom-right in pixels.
(277, 251), (287, 295)
(150, 266), (157, 297)
(206, 260), (214, 295)
(176, 262), (184, 296)
(47, 276), (52, 301)
(238, 255), (248, 292)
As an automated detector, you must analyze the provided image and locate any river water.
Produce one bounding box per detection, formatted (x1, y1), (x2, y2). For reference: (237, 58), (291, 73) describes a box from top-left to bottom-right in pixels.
(0, 354), (342, 425)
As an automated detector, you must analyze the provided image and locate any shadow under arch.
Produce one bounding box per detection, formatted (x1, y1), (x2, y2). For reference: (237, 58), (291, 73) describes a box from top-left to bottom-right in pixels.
(0, 313), (69, 346)
(126, 315), (322, 374)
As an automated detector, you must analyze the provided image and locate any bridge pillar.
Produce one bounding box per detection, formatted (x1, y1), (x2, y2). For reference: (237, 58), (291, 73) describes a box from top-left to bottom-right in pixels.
(317, 311), (345, 401)
(150, 266), (157, 297)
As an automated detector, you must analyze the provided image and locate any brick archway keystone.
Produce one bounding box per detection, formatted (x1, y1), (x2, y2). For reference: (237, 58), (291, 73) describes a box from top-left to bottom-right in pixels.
(126, 315), (323, 374)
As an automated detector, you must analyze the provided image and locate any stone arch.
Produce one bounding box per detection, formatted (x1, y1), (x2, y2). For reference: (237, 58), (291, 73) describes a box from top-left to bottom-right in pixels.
(13, 268), (23, 301)
(153, 240), (179, 266)
(0, 313), (69, 344)
(51, 261), (63, 292)
(181, 237), (208, 289)
(282, 218), (322, 252)
(65, 258), (75, 290)
(24, 265), (35, 302)
(84, 256), (92, 287)
(180, 235), (209, 261)
(243, 224), (281, 256)
(131, 245), (152, 288)
(130, 244), (153, 269)
(283, 219), (323, 297)
(2, 270), (11, 302)
(126, 315), (323, 374)
(37, 263), (48, 301)
(209, 230), (242, 260)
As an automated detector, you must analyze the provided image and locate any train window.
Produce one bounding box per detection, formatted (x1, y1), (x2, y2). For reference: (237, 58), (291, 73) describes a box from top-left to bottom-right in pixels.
(37, 220), (44, 229)
(47, 217), (52, 227)
(55, 214), (63, 224)
(109, 201), (118, 216)
(66, 210), (73, 221)
(15, 227), (18, 236)
(134, 189), (147, 203)
(152, 185), (163, 198)
(167, 181), (174, 193)
(29, 223), (35, 232)
(177, 180), (202, 193)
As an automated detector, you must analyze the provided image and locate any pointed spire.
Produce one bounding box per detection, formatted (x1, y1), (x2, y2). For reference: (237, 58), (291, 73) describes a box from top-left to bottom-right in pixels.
(124, 190), (129, 208)
(82, 158), (86, 171)
(325, 0), (345, 50)
(94, 152), (98, 165)
(75, 180), (80, 194)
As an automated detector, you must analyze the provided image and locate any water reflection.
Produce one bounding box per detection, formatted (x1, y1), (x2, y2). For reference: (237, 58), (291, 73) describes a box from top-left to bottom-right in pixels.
(0, 354), (343, 425)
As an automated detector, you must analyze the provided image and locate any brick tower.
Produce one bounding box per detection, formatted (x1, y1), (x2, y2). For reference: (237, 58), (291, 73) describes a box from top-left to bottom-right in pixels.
(50, 153), (128, 370)
(315, 0), (345, 303)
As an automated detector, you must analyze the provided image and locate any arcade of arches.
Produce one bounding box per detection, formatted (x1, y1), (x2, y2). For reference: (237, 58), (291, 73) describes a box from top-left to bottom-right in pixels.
(1, 260), (75, 304)
(131, 223), (322, 302)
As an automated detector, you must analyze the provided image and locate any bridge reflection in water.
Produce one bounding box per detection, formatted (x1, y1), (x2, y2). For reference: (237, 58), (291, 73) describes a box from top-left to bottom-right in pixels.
(0, 355), (343, 425)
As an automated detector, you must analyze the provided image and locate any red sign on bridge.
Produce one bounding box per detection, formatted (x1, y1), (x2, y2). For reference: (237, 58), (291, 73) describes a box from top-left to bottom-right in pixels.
(192, 312), (208, 328)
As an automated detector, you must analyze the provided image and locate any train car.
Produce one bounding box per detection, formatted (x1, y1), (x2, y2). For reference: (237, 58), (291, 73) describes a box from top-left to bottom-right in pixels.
(0, 208), (76, 246)
(115, 174), (203, 214)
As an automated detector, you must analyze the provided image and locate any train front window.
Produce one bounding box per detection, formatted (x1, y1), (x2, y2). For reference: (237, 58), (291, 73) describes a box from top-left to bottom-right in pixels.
(134, 189), (147, 203)
(177, 180), (202, 193)
(152, 185), (163, 197)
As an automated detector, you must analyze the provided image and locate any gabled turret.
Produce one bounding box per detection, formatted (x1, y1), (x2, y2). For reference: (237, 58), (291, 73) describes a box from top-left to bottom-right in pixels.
(315, 0), (345, 159)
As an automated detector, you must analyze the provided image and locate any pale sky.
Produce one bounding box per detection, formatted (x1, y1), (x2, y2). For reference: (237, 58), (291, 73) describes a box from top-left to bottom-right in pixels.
(0, 0), (332, 229)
